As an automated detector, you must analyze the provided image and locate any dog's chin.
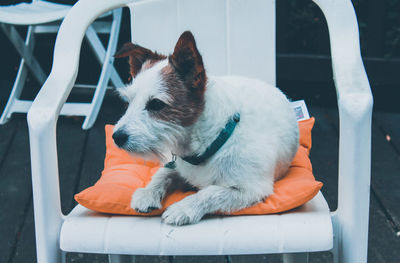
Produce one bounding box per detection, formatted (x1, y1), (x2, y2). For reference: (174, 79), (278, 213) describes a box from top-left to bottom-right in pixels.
(116, 140), (171, 163)
(128, 151), (161, 163)
(122, 146), (168, 163)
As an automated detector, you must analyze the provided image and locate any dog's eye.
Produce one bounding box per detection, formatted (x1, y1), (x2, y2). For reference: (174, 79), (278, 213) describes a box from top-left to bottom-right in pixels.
(146, 98), (167, 111)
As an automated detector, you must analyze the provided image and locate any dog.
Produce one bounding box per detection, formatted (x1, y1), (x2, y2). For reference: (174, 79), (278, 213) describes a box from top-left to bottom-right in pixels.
(112, 31), (299, 225)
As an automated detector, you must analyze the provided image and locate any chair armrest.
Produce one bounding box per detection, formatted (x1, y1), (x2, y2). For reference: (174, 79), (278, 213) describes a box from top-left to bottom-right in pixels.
(27, 0), (133, 262)
(28, 0), (133, 128)
(312, 0), (372, 101)
(312, 1), (373, 263)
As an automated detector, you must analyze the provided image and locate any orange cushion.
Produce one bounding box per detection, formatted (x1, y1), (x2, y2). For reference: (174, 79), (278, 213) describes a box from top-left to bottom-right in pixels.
(75, 117), (322, 216)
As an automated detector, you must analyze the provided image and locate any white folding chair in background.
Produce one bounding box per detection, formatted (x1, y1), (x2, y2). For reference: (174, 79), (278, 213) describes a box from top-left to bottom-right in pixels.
(0, 0), (124, 129)
(27, 0), (373, 262)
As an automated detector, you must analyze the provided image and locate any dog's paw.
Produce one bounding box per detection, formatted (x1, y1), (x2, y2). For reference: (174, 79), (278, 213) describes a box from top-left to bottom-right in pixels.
(131, 188), (162, 213)
(161, 200), (203, 225)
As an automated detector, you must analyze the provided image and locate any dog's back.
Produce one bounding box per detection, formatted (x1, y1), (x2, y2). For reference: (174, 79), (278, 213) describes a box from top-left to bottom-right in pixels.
(217, 76), (299, 181)
(177, 75), (299, 196)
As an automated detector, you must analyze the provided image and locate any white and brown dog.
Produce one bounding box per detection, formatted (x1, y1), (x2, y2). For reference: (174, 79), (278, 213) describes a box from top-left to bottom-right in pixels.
(113, 31), (299, 225)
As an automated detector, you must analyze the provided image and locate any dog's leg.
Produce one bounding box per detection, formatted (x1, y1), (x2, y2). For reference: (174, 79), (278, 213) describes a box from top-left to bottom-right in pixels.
(162, 185), (268, 225)
(131, 167), (177, 213)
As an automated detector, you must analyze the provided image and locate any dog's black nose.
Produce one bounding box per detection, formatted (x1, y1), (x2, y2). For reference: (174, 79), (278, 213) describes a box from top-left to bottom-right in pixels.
(112, 130), (128, 147)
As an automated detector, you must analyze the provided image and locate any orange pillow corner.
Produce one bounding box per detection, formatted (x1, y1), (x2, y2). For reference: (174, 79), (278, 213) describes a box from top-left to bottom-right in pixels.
(75, 117), (322, 216)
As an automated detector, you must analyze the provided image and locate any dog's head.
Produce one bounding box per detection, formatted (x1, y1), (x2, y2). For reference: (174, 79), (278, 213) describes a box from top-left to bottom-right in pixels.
(112, 31), (207, 161)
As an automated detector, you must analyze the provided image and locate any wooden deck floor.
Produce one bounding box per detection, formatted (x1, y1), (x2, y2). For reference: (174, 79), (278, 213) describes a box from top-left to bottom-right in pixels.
(0, 93), (399, 263)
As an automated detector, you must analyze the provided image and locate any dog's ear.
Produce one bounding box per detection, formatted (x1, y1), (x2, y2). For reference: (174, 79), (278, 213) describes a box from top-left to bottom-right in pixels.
(114, 42), (165, 78)
(169, 31), (206, 94)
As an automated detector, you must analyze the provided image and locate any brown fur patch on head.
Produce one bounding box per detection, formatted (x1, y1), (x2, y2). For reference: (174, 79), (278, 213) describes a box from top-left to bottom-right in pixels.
(114, 42), (166, 78)
(142, 59), (163, 71)
(169, 31), (207, 99)
(149, 64), (205, 127)
(148, 31), (207, 127)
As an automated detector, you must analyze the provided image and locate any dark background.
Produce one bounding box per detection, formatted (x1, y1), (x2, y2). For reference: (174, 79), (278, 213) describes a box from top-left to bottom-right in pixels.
(0, 0), (399, 112)
(0, 2), (400, 262)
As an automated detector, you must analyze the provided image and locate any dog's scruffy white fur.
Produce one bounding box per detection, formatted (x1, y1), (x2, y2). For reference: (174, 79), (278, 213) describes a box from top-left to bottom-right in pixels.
(113, 31), (299, 225)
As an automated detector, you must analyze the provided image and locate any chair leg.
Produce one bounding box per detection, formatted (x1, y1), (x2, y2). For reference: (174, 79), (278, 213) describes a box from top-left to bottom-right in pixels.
(81, 8), (123, 129)
(61, 251), (67, 263)
(0, 25), (34, 124)
(35, 244), (62, 263)
(109, 254), (136, 263)
(1, 24), (47, 84)
(86, 10), (124, 90)
(0, 54), (28, 124)
(283, 253), (309, 263)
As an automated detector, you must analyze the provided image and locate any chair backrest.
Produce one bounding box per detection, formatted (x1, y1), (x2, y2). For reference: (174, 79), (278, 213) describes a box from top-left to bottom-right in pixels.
(128, 0), (276, 85)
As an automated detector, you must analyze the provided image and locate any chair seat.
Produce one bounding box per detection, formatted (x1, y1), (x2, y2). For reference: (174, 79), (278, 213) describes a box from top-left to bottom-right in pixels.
(0, 1), (71, 25)
(60, 192), (333, 255)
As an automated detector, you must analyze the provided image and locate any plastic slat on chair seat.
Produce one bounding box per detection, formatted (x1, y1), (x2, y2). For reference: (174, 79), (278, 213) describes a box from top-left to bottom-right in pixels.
(60, 192), (333, 255)
(0, 0), (71, 25)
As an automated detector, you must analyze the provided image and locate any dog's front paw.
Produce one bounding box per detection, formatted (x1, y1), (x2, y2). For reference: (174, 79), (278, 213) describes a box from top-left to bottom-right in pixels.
(131, 188), (162, 213)
(162, 200), (203, 225)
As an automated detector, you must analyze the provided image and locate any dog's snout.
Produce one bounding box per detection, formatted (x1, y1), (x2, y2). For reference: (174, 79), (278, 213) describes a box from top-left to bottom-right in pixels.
(113, 130), (128, 147)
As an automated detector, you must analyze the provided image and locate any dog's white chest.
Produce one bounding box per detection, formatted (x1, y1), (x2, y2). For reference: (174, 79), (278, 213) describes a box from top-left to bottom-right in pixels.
(175, 160), (220, 188)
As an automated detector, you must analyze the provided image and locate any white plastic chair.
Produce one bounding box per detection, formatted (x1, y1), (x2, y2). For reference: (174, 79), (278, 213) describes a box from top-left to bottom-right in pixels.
(0, 0), (124, 129)
(27, 0), (373, 262)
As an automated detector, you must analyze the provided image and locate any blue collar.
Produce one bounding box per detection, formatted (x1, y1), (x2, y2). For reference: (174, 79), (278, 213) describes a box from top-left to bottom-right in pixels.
(165, 112), (240, 168)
